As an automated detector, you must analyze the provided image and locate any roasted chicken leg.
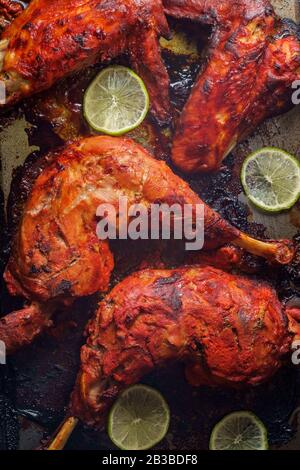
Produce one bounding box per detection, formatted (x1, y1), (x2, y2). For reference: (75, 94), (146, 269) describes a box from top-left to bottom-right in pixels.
(164, 0), (300, 172)
(0, 136), (294, 353)
(0, 0), (23, 31)
(67, 266), (299, 429)
(0, 0), (171, 123)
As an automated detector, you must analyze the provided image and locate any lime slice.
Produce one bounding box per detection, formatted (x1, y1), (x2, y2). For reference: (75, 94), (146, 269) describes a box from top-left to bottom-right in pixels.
(108, 385), (170, 450)
(209, 411), (268, 450)
(241, 147), (300, 212)
(84, 66), (149, 136)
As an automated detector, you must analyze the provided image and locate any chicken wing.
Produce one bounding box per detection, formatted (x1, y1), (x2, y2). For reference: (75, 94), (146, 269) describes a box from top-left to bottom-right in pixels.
(0, 0), (171, 123)
(1, 136), (294, 353)
(164, 0), (300, 172)
(70, 266), (297, 428)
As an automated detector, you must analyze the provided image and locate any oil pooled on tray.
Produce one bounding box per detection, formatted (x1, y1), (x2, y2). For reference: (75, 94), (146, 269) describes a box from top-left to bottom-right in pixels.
(1, 13), (300, 450)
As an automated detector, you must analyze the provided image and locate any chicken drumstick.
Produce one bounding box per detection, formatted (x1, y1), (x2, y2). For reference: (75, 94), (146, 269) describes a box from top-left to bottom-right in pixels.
(0, 0), (171, 123)
(164, 0), (300, 172)
(47, 265), (300, 449)
(0, 136), (294, 353)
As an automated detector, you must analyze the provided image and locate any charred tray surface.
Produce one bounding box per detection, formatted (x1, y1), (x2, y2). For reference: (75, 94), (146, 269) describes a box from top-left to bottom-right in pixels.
(1, 0), (300, 450)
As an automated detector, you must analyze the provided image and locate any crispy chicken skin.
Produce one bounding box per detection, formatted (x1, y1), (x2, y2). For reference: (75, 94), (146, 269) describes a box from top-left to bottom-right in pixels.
(2, 135), (233, 304)
(71, 265), (297, 428)
(0, 303), (53, 353)
(164, 0), (300, 173)
(0, 0), (171, 123)
(1, 136), (294, 353)
(4, 135), (293, 304)
(0, 0), (23, 31)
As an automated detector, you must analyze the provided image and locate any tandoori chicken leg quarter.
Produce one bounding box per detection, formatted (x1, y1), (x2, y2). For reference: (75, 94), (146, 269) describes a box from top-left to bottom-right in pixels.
(0, 0), (171, 123)
(71, 266), (300, 429)
(164, 0), (300, 172)
(0, 136), (294, 353)
(2, 0), (300, 142)
(0, 0), (23, 31)
(4, 135), (294, 303)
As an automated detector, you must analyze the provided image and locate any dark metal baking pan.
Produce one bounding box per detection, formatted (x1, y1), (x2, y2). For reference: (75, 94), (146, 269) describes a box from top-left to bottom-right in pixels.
(1, 0), (300, 450)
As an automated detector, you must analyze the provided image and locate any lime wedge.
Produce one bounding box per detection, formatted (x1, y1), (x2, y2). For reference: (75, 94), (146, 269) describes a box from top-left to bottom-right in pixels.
(241, 147), (300, 212)
(83, 66), (149, 136)
(209, 411), (268, 450)
(108, 385), (170, 450)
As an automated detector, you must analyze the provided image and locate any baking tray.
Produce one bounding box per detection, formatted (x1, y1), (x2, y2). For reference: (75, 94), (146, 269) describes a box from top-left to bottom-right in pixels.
(1, 0), (300, 450)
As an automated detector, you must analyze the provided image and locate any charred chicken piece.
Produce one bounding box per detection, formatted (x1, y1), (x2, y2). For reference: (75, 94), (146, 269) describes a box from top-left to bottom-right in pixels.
(0, 136), (294, 353)
(0, 0), (171, 124)
(69, 266), (299, 429)
(164, 0), (300, 173)
(0, 0), (23, 32)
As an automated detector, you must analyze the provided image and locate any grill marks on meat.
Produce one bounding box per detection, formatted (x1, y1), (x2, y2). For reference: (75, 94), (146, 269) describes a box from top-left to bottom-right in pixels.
(71, 266), (292, 428)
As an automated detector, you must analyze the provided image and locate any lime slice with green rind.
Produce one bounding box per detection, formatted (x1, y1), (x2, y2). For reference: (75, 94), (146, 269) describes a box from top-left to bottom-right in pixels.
(209, 411), (268, 450)
(241, 147), (300, 213)
(84, 66), (149, 136)
(108, 385), (170, 450)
